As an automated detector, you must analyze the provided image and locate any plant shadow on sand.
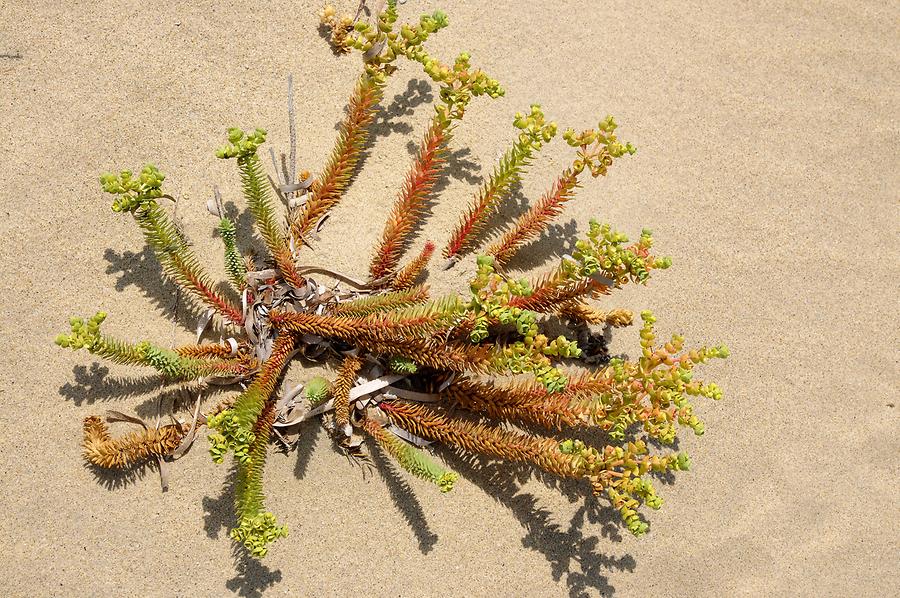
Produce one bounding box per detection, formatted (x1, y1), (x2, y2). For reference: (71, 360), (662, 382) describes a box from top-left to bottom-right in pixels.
(60, 364), (163, 406)
(84, 420), (639, 597)
(85, 461), (151, 491)
(203, 467), (283, 598)
(365, 436), (440, 553)
(194, 422), (636, 597)
(103, 245), (235, 338)
(69, 76), (646, 597)
(331, 77), (434, 183)
(66, 284), (639, 596)
(438, 450), (636, 597)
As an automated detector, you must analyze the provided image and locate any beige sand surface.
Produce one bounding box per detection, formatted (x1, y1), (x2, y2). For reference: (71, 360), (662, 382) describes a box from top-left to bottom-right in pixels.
(1, 1), (898, 596)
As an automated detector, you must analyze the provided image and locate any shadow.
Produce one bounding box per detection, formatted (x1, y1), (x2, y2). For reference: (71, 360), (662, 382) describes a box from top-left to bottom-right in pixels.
(58, 363), (163, 405)
(204, 467), (284, 597)
(506, 219), (580, 272)
(103, 245), (239, 338)
(460, 181), (530, 253)
(58, 363), (230, 418)
(292, 422), (320, 479)
(441, 450), (635, 597)
(225, 551), (284, 598)
(317, 21), (346, 56)
(132, 382), (231, 420)
(202, 467), (235, 540)
(221, 199), (265, 266)
(440, 146), (482, 186)
(369, 78), (434, 144)
(84, 461), (151, 490)
(566, 322), (613, 367)
(493, 180), (531, 218)
(104, 246), (201, 331)
(368, 438), (439, 553)
(402, 141), (482, 190)
(534, 502), (637, 597)
(329, 77), (435, 193)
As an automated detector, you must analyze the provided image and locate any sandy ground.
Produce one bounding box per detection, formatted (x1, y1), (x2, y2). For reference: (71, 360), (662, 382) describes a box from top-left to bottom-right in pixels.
(1, 1), (898, 596)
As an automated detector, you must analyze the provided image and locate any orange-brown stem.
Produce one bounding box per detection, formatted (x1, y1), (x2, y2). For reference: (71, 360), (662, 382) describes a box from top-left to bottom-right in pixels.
(233, 332), (299, 429)
(176, 342), (237, 359)
(441, 378), (582, 430)
(352, 336), (494, 373)
(509, 271), (610, 313)
(391, 241), (435, 290)
(82, 416), (187, 469)
(291, 74), (384, 240)
(171, 252), (245, 325)
(487, 169), (580, 267)
(334, 355), (363, 431)
(380, 401), (581, 478)
(558, 302), (633, 327)
(328, 285), (430, 317)
(269, 309), (450, 344)
(370, 117), (449, 280)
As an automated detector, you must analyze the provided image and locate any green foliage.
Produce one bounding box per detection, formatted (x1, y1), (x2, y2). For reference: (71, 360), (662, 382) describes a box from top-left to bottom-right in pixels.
(216, 127), (268, 159)
(232, 409), (283, 556)
(603, 447), (694, 537)
(58, 3), (729, 562)
(304, 376), (331, 406)
(465, 255), (578, 392)
(493, 108), (553, 172)
(217, 128), (289, 261)
(230, 512), (289, 558)
(56, 312), (107, 351)
(348, 6), (503, 118)
(371, 423), (458, 492)
(564, 221), (672, 285)
(101, 165), (243, 324)
(563, 116), (636, 177)
(231, 384), (269, 432)
(218, 217), (247, 290)
(207, 409), (254, 464)
(143, 346), (187, 379)
(562, 310), (729, 448)
(56, 312), (142, 364)
(388, 356), (418, 374)
(445, 105), (557, 261)
(56, 312), (240, 381)
(100, 165), (165, 213)
(329, 286), (428, 316)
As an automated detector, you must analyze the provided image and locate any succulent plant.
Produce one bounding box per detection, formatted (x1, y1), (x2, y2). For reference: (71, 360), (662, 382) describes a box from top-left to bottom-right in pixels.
(57, 1), (728, 559)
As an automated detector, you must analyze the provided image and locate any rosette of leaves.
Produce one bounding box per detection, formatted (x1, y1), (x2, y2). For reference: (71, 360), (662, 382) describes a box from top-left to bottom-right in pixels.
(56, 1), (728, 559)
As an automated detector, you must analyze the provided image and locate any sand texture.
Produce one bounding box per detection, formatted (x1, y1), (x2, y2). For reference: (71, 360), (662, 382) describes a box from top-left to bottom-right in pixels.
(1, 1), (898, 596)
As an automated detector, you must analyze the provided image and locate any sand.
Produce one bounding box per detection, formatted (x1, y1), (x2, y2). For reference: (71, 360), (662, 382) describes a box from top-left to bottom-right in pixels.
(1, 1), (897, 596)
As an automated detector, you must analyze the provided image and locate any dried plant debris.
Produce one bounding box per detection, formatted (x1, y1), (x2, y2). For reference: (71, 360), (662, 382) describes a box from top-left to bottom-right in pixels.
(57, 1), (728, 559)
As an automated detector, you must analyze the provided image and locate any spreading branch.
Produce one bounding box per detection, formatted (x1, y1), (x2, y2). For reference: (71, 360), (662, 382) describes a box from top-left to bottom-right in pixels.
(444, 105), (556, 264)
(291, 74), (385, 240)
(370, 116), (449, 280)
